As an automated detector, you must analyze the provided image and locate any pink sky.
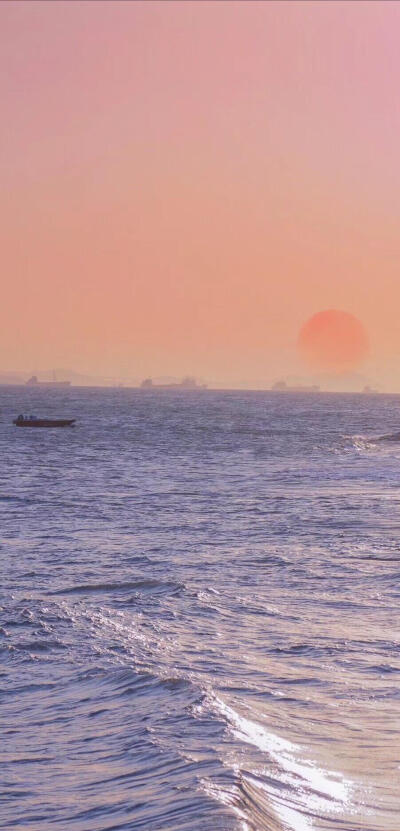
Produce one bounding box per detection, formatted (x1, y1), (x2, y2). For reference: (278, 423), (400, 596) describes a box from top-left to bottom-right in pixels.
(2, 1), (400, 387)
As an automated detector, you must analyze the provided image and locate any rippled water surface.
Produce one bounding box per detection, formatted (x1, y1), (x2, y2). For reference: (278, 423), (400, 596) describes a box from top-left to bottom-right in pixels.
(1, 387), (400, 830)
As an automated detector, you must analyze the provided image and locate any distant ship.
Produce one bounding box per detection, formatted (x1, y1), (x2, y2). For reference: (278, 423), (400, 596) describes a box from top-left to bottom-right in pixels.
(140, 376), (207, 390)
(272, 381), (320, 392)
(26, 375), (71, 388)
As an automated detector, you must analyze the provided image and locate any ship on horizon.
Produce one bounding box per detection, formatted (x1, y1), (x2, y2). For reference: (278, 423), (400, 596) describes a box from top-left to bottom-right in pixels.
(26, 374), (71, 388)
(271, 380), (320, 393)
(140, 376), (207, 390)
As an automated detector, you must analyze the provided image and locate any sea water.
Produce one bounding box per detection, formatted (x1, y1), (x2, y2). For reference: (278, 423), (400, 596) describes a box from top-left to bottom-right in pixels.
(1, 387), (399, 830)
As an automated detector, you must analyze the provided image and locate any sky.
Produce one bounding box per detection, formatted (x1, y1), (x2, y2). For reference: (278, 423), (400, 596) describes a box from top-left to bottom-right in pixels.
(2, 0), (400, 388)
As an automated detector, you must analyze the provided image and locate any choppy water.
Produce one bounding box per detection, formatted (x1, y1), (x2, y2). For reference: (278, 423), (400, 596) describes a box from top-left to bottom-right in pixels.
(1, 387), (400, 831)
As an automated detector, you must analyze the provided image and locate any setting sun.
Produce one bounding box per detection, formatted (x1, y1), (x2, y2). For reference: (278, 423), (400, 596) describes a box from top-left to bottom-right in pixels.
(298, 310), (369, 372)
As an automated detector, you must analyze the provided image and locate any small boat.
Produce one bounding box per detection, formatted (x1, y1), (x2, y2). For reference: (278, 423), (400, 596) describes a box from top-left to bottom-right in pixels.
(13, 415), (75, 428)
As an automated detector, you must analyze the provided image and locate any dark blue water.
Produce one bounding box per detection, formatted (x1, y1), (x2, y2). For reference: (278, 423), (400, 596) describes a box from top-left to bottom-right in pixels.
(1, 388), (399, 830)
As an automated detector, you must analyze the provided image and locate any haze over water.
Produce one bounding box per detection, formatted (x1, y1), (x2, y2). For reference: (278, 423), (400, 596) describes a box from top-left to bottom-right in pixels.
(1, 387), (399, 830)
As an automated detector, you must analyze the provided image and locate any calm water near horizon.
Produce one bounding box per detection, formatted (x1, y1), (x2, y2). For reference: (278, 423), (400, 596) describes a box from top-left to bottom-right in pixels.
(1, 387), (400, 831)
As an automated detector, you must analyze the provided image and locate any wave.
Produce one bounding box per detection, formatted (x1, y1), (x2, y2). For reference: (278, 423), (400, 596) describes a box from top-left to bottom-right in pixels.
(347, 434), (379, 452)
(3, 583), (371, 831)
(203, 695), (354, 831)
(50, 578), (183, 597)
(376, 431), (400, 442)
(46, 598), (357, 831)
(348, 431), (400, 453)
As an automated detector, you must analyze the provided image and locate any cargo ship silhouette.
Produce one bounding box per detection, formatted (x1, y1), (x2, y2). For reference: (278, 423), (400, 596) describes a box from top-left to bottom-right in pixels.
(26, 375), (71, 388)
(140, 377), (207, 390)
(271, 380), (320, 392)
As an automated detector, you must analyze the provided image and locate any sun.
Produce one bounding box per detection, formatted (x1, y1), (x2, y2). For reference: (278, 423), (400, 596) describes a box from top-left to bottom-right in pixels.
(298, 310), (369, 372)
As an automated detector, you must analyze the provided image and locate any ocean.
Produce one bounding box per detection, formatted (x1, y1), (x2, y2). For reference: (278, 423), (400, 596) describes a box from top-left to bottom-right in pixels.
(1, 387), (399, 831)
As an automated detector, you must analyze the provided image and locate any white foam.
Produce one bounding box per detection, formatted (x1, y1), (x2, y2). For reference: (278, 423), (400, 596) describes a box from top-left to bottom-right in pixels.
(212, 696), (352, 831)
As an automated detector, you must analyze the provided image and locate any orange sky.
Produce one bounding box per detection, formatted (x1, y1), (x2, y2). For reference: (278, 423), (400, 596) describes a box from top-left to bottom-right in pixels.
(2, 1), (400, 387)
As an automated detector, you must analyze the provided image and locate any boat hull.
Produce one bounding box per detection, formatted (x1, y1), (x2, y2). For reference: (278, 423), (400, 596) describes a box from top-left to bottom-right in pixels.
(13, 419), (75, 428)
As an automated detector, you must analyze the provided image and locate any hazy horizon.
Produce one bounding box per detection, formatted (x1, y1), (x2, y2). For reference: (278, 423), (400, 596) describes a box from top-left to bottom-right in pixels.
(0, 365), (389, 393)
